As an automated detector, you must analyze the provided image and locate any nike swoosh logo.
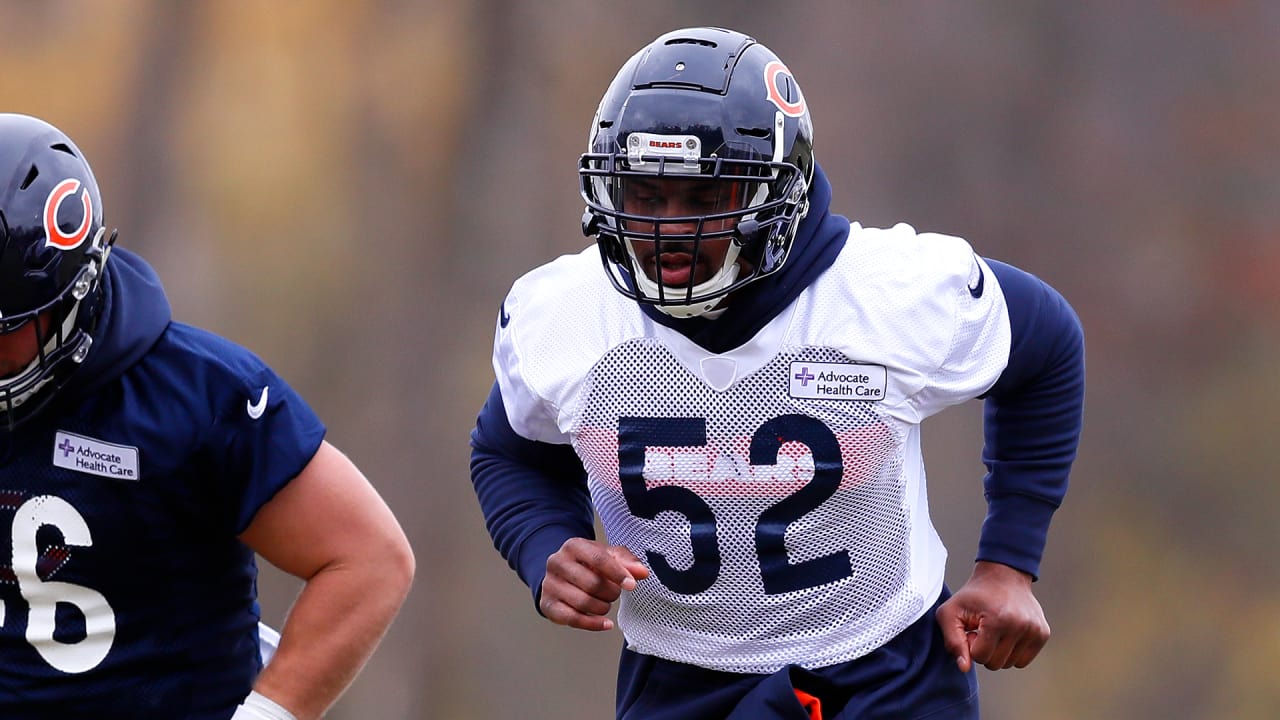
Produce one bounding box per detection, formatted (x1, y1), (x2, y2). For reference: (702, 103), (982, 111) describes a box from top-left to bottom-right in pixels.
(499, 302), (511, 328)
(968, 259), (985, 299)
(247, 386), (269, 419)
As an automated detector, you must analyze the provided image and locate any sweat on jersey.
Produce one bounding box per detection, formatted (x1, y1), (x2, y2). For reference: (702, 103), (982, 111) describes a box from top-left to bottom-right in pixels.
(0, 248), (325, 718)
(470, 165), (1084, 675)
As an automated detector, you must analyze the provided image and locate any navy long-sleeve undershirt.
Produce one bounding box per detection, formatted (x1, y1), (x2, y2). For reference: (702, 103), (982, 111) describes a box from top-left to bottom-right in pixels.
(976, 260), (1084, 579)
(469, 386), (594, 610)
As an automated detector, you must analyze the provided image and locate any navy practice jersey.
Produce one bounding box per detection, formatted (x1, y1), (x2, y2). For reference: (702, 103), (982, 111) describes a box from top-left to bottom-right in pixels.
(0, 249), (325, 719)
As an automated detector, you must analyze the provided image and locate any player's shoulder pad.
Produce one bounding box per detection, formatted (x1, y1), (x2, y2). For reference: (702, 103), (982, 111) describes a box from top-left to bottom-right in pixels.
(499, 246), (603, 329)
(140, 322), (278, 419)
(842, 222), (986, 298)
(496, 244), (642, 353)
(491, 246), (645, 442)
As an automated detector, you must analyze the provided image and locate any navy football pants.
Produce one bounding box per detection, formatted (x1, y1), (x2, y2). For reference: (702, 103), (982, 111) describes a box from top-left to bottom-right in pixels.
(615, 587), (979, 720)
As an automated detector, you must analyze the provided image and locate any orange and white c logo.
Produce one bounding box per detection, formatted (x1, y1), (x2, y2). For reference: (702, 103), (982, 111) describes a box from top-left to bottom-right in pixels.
(764, 60), (806, 118)
(43, 178), (93, 251)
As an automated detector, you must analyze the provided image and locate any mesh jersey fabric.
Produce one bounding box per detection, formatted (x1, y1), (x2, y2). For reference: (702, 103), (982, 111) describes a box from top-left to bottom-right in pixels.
(494, 222), (1011, 673)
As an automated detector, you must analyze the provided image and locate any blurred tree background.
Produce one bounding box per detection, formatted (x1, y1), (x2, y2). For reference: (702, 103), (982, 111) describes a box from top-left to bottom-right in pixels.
(3, 1), (1277, 718)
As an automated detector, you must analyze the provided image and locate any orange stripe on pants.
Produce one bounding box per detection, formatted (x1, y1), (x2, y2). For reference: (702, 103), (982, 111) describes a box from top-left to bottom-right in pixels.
(794, 689), (823, 720)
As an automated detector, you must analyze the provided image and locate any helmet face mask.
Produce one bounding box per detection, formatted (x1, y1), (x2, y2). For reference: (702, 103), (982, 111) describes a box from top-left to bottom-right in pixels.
(580, 27), (814, 318)
(0, 114), (113, 430)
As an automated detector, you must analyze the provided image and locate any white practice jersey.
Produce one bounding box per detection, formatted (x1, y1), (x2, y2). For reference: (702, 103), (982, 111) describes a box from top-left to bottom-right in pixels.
(494, 222), (1012, 673)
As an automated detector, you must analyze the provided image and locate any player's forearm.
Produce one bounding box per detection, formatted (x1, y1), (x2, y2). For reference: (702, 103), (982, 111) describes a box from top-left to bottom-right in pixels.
(252, 555), (414, 719)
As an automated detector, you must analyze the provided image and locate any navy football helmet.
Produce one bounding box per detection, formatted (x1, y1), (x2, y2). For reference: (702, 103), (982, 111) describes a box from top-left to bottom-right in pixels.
(0, 114), (113, 430)
(580, 27), (815, 317)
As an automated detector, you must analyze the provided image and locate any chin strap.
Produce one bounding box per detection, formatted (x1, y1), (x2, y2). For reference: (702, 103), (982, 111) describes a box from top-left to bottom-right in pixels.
(641, 258), (742, 318)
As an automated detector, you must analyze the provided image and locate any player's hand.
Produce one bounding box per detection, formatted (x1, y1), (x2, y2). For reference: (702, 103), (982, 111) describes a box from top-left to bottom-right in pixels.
(539, 538), (650, 632)
(936, 561), (1050, 672)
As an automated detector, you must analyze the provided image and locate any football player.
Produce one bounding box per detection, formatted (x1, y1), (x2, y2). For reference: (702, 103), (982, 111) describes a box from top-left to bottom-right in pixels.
(470, 27), (1084, 719)
(0, 114), (414, 719)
